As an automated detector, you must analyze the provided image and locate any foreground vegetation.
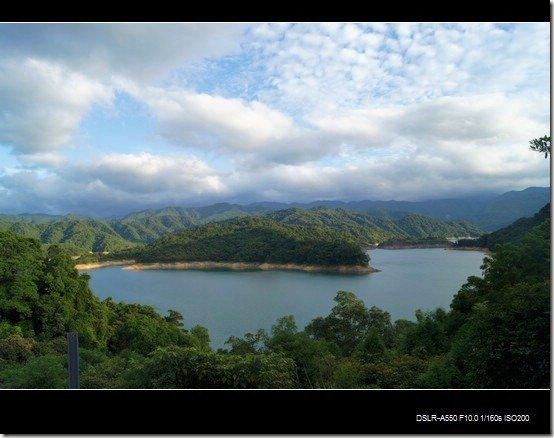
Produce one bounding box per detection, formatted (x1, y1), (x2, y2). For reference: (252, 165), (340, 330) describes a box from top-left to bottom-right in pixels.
(0, 206), (548, 388)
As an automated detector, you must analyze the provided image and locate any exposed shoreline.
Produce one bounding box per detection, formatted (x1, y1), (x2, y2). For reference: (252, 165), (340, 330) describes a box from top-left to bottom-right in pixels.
(121, 261), (379, 274)
(75, 260), (135, 270)
(448, 247), (492, 255)
(374, 244), (450, 250)
(371, 244), (490, 253)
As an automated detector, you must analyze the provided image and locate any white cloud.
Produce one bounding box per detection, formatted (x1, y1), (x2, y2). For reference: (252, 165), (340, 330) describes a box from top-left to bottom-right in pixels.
(65, 152), (226, 195)
(0, 152), (229, 214)
(0, 24), (245, 154)
(0, 142), (548, 215)
(0, 58), (112, 154)
(0, 24), (245, 83)
(226, 152), (549, 205)
(18, 152), (68, 168)
(125, 84), (339, 165)
(134, 87), (297, 150)
(319, 91), (545, 135)
(248, 23), (549, 115)
(0, 23), (549, 215)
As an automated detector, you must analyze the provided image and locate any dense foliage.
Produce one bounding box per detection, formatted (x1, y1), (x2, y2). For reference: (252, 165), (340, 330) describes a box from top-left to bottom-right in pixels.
(1, 205), (483, 257)
(114, 217), (371, 266)
(267, 208), (481, 246)
(457, 203), (550, 250)
(2, 186), (548, 255)
(529, 135), (550, 158)
(0, 217), (133, 254)
(0, 206), (549, 388)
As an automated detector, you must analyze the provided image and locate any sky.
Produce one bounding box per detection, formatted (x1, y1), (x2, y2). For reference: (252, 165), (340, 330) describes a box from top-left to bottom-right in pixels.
(0, 23), (549, 216)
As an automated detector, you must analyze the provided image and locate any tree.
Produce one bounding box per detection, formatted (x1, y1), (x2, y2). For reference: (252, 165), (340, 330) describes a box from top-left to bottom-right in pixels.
(450, 282), (550, 388)
(354, 328), (386, 363)
(224, 329), (268, 355)
(190, 325), (211, 351)
(360, 354), (428, 389)
(402, 308), (449, 358)
(128, 346), (295, 389)
(36, 245), (109, 349)
(0, 334), (35, 364)
(107, 302), (194, 355)
(266, 315), (337, 387)
(414, 355), (462, 388)
(0, 355), (67, 388)
(529, 135), (550, 158)
(448, 221), (550, 388)
(164, 309), (184, 327)
(331, 359), (362, 388)
(305, 291), (371, 356)
(0, 231), (43, 332)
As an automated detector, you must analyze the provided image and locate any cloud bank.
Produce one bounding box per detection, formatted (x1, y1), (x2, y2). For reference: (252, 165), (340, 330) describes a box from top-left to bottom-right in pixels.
(0, 23), (549, 215)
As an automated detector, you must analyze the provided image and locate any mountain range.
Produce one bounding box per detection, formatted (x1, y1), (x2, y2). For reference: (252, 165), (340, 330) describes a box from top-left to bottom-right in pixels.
(113, 186), (549, 231)
(0, 186), (548, 254)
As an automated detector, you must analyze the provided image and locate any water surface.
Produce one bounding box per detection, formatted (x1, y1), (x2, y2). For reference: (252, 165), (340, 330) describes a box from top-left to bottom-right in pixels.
(85, 249), (485, 348)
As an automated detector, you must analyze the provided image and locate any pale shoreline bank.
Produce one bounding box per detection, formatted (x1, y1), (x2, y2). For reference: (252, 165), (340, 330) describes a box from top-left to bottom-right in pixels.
(123, 261), (379, 274)
(369, 244), (490, 254)
(73, 260), (378, 274)
(75, 260), (135, 270)
(448, 247), (492, 255)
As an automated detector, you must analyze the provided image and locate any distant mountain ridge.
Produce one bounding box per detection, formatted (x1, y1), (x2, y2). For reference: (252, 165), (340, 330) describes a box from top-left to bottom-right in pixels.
(0, 187), (547, 254)
(115, 186), (550, 231)
(0, 207), (482, 255)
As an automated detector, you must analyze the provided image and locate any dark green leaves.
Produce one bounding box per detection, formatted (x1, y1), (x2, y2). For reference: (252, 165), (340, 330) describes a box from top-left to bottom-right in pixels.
(529, 135), (551, 158)
(123, 217), (371, 267)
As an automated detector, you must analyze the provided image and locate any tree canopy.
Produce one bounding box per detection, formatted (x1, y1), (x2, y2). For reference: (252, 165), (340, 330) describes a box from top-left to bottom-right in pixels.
(113, 217), (371, 267)
(529, 135), (551, 158)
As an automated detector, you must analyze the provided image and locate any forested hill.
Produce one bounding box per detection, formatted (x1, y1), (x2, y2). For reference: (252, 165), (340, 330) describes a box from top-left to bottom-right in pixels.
(112, 217), (370, 267)
(0, 206), (483, 255)
(0, 186), (546, 254)
(457, 203), (550, 251)
(266, 208), (482, 246)
(0, 217), (134, 254)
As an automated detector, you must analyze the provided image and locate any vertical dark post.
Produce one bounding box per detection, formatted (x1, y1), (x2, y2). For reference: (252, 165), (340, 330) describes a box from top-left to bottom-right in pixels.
(67, 332), (80, 389)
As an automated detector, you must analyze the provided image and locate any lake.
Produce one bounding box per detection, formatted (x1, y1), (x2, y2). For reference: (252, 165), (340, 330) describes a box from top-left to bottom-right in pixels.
(85, 248), (486, 349)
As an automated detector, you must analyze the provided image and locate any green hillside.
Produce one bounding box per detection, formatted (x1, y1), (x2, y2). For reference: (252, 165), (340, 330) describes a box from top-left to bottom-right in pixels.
(395, 214), (481, 238)
(457, 203), (550, 250)
(0, 218), (133, 254)
(0, 187), (547, 254)
(0, 204), (483, 255)
(258, 186), (549, 231)
(114, 217), (370, 267)
(266, 207), (482, 246)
